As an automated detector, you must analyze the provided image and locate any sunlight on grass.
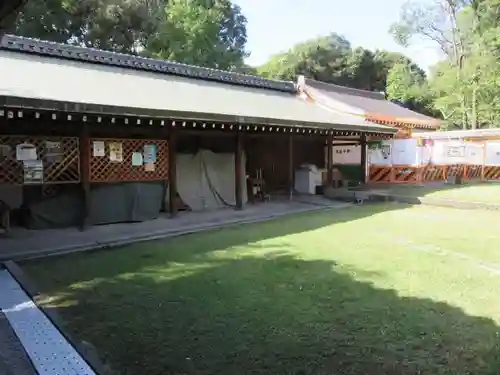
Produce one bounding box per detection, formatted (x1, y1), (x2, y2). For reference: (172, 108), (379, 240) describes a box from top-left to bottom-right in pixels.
(23, 203), (500, 375)
(390, 182), (500, 203)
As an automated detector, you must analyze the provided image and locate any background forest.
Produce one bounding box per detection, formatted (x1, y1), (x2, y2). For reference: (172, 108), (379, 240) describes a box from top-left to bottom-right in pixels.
(10, 0), (500, 129)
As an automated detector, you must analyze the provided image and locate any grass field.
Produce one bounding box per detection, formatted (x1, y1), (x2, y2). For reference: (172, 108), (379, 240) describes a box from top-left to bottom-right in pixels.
(386, 182), (500, 204)
(23, 203), (500, 375)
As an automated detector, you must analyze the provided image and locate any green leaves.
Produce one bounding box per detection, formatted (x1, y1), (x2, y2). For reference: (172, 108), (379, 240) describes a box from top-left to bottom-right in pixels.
(146, 0), (247, 70)
(10, 0), (248, 70)
(257, 34), (417, 92)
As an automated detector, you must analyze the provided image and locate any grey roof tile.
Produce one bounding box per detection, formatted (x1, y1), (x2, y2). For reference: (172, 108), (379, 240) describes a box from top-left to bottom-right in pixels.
(304, 78), (439, 125)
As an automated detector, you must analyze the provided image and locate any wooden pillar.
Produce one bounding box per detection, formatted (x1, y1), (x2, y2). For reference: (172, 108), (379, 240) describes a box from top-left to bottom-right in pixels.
(168, 129), (178, 217)
(288, 134), (294, 200)
(234, 132), (244, 210)
(79, 123), (91, 230)
(360, 134), (367, 184)
(326, 134), (333, 187)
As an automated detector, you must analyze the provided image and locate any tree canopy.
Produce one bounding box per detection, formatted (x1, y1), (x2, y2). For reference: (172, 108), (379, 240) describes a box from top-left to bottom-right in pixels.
(10, 0), (248, 70)
(389, 0), (500, 129)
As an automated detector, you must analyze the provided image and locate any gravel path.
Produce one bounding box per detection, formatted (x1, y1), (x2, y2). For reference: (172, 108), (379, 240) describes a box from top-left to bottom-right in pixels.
(0, 311), (37, 375)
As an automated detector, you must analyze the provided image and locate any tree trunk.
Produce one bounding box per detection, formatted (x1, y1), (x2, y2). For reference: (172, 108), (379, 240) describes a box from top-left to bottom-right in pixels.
(471, 86), (478, 130)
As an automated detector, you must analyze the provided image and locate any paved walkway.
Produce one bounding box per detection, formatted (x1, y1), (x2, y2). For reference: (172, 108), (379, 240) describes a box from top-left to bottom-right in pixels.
(0, 310), (37, 375)
(0, 197), (351, 261)
(0, 267), (96, 375)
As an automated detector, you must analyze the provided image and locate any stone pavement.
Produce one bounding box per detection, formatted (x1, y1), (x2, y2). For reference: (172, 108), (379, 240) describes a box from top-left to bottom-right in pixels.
(0, 197), (351, 261)
(0, 311), (37, 375)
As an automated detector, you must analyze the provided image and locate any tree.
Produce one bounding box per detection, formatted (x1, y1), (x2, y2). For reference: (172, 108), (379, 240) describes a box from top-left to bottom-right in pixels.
(257, 33), (352, 82)
(372, 50), (425, 91)
(257, 34), (422, 92)
(11, 0), (161, 53)
(146, 0), (248, 70)
(390, 0), (472, 128)
(10, 0), (248, 69)
(0, 0), (26, 37)
(386, 62), (436, 116)
(386, 62), (425, 100)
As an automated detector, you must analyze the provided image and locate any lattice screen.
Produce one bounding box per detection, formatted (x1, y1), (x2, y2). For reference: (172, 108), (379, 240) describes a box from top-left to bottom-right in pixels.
(0, 135), (80, 185)
(89, 138), (168, 183)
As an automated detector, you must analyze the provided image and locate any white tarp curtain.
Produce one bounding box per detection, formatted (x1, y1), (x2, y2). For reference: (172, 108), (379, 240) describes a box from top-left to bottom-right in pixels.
(485, 141), (500, 165)
(176, 150), (247, 211)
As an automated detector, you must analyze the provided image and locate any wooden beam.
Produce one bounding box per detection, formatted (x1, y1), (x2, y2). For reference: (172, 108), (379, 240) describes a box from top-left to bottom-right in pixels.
(326, 134), (333, 187)
(79, 123), (91, 230)
(235, 132), (244, 210)
(332, 142), (359, 147)
(360, 134), (367, 184)
(288, 135), (294, 200)
(168, 129), (178, 217)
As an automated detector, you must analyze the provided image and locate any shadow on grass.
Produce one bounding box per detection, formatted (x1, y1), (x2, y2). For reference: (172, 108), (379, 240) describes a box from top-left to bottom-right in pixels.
(24, 202), (405, 282)
(22, 204), (500, 375)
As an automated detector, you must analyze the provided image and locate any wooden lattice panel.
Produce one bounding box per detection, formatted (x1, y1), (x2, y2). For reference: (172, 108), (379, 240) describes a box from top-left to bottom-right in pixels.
(0, 135), (80, 185)
(89, 138), (168, 183)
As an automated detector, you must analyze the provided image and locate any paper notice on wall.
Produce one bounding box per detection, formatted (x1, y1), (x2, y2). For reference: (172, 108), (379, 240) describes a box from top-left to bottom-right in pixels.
(109, 142), (123, 162)
(132, 152), (143, 166)
(23, 160), (44, 184)
(144, 163), (155, 172)
(143, 144), (157, 164)
(45, 141), (63, 163)
(16, 143), (37, 161)
(93, 141), (105, 157)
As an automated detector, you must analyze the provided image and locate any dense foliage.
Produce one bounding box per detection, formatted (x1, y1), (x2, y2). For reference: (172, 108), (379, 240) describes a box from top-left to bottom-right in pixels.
(8, 0), (500, 127)
(10, 0), (248, 71)
(390, 0), (500, 128)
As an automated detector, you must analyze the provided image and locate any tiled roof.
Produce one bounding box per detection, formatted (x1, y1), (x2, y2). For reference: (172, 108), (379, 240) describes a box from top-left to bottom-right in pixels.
(0, 34), (296, 92)
(302, 78), (440, 129)
(0, 46), (396, 134)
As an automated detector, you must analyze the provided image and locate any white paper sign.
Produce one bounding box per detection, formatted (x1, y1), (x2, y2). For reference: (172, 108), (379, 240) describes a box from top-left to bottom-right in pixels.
(132, 152), (143, 166)
(16, 143), (37, 161)
(109, 142), (123, 162)
(23, 160), (43, 184)
(93, 141), (105, 157)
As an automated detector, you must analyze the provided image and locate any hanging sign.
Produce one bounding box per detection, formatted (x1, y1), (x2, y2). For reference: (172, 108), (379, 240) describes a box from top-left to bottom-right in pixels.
(45, 141), (63, 163)
(109, 142), (123, 162)
(23, 160), (44, 184)
(143, 144), (157, 164)
(446, 145), (465, 158)
(381, 144), (391, 159)
(16, 143), (37, 161)
(93, 141), (105, 157)
(132, 152), (143, 166)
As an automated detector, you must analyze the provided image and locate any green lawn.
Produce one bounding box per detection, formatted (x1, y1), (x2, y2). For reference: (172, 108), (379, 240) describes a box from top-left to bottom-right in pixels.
(23, 203), (500, 375)
(385, 182), (500, 204)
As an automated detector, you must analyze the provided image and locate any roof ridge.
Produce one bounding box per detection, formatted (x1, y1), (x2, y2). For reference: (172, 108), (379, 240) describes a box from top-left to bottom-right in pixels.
(0, 34), (296, 92)
(305, 78), (386, 100)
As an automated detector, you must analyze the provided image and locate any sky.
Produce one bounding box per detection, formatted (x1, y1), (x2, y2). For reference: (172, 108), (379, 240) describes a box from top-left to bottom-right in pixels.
(233, 0), (442, 73)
